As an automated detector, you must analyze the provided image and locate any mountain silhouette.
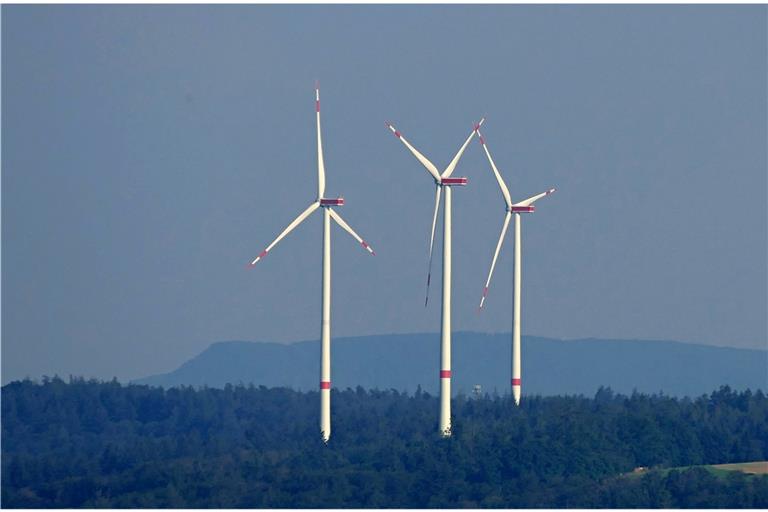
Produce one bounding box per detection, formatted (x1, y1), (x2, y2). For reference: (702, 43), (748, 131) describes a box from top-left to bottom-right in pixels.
(133, 332), (766, 397)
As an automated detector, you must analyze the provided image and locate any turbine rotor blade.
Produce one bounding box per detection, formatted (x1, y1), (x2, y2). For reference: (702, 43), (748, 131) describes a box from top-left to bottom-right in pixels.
(476, 128), (512, 208)
(442, 118), (484, 178)
(513, 188), (557, 207)
(249, 202), (321, 266)
(425, 185), (442, 307)
(328, 208), (376, 255)
(479, 212), (512, 309)
(385, 121), (442, 182)
(316, 82), (326, 199)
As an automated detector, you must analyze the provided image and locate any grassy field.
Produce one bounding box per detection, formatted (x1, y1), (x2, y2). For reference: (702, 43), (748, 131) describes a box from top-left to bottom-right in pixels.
(710, 461), (768, 475)
(625, 461), (768, 479)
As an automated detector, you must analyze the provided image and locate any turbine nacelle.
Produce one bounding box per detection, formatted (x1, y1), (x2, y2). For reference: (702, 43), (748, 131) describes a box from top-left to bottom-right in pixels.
(508, 205), (534, 213)
(439, 177), (468, 186)
(320, 197), (344, 207)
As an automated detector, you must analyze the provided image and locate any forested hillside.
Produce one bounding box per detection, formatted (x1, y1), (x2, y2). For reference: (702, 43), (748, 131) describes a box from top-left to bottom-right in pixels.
(3, 378), (767, 508)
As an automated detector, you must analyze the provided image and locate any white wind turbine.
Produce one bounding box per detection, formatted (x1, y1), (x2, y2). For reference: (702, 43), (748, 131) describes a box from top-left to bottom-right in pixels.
(385, 117), (483, 437)
(475, 126), (555, 406)
(249, 84), (375, 443)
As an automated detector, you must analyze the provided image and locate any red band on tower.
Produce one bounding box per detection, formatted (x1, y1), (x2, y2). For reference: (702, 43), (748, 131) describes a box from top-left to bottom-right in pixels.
(440, 370), (451, 379)
(320, 381), (331, 389)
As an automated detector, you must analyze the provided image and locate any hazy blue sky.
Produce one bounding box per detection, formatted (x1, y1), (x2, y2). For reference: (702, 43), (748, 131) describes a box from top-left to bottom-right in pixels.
(3, 5), (766, 384)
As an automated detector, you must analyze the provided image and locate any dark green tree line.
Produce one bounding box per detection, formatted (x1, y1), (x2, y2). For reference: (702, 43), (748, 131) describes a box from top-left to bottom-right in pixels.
(2, 378), (766, 507)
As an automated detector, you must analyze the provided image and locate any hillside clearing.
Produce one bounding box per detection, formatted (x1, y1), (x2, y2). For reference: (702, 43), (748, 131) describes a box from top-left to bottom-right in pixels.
(626, 461), (768, 479)
(711, 462), (768, 475)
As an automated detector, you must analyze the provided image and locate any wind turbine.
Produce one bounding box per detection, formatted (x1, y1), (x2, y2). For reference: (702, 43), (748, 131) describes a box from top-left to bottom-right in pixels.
(248, 84), (375, 443)
(475, 126), (555, 406)
(385, 117), (483, 437)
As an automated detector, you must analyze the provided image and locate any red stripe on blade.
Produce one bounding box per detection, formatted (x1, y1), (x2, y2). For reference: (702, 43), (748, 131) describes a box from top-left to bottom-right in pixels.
(440, 370), (451, 379)
(512, 378), (521, 386)
(316, 100), (320, 112)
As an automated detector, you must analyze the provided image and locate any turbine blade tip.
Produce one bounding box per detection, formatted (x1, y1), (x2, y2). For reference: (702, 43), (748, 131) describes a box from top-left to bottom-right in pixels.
(361, 241), (376, 255)
(385, 122), (401, 137)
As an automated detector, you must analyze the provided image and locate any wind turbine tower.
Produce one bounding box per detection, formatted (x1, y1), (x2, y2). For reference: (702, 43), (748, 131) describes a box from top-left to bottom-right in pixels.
(249, 84), (376, 442)
(386, 118), (483, 437)
(475, 126), (555, 406)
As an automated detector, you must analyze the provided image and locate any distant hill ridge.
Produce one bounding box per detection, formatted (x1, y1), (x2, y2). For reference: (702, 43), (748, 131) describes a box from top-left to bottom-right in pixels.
(133, 333), (767, 397)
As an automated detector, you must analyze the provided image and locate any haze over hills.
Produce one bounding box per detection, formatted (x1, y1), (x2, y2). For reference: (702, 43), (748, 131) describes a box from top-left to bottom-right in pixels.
(133, 333), (767, 397)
